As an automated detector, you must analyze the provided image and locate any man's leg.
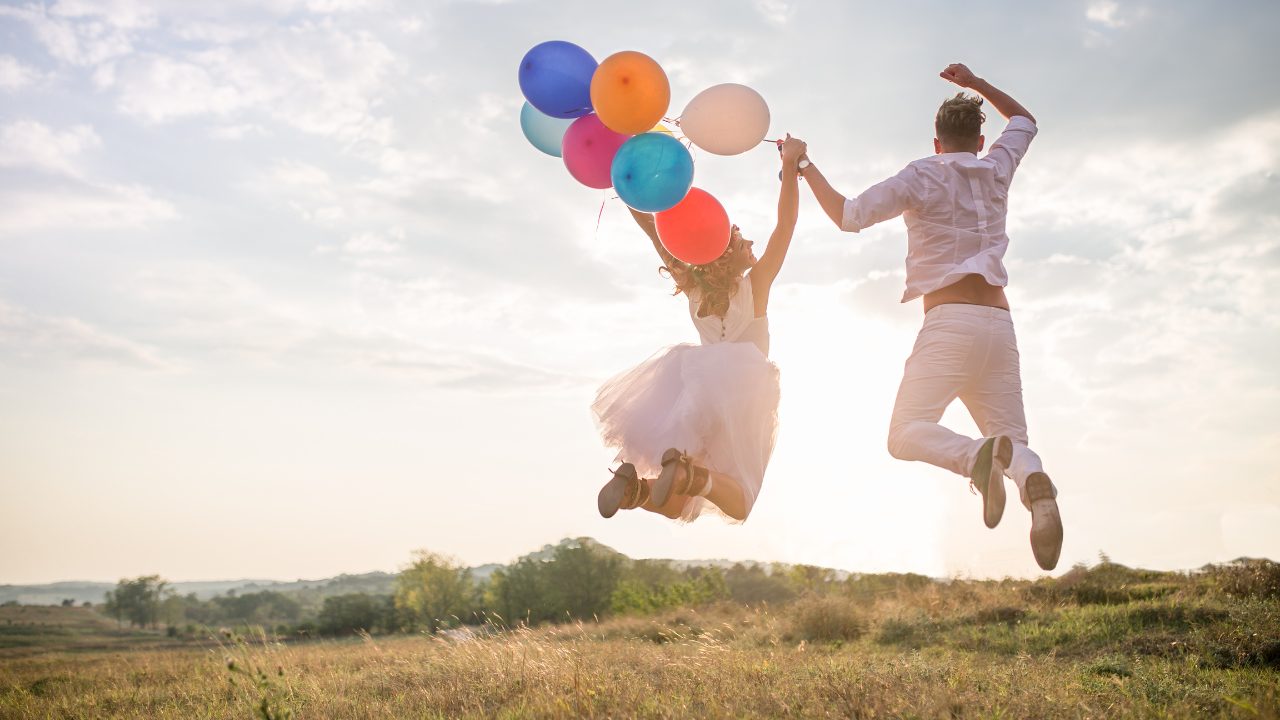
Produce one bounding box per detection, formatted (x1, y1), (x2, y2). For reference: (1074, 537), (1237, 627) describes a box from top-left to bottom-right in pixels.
(957, 312), (1054, 510)
(886, 310), (985, 478)
(959, 310), (1063, 570)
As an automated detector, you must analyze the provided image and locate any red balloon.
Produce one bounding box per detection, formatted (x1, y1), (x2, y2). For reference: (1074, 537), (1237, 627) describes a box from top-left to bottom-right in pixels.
(655, 187), (730, 265)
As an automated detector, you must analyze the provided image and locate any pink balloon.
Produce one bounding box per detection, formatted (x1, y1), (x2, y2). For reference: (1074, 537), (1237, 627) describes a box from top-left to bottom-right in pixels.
(561, 114), (630, 189)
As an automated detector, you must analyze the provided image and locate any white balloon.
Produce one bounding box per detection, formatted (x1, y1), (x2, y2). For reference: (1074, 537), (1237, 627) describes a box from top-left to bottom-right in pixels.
(679, 83), (770, 156)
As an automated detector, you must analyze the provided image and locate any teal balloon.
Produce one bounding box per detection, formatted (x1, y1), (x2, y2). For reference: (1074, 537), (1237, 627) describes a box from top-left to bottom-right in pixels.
(520, 101), (574, 157)
(610, 133), (694, 212)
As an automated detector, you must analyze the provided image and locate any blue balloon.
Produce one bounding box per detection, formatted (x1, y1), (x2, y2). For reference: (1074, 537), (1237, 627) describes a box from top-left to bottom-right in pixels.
(518, 41), (596, 119)
(520, 102), (574, 157)
(611, 133), (695, 212)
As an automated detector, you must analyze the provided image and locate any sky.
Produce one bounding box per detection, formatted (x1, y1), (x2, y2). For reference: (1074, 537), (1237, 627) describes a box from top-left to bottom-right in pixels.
(1, 0), (1277, 585)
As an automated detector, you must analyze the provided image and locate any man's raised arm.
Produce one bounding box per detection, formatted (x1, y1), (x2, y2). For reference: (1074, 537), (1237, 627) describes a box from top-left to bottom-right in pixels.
(940, 63), (1035, 124)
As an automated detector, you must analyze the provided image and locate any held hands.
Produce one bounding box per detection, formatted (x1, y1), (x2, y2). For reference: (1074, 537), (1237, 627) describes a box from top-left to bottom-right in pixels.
(939, 63), (979, 88)
(778, 133), (807, 174)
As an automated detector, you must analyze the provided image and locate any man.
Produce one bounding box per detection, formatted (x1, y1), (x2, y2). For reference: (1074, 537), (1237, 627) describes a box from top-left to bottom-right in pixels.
(795, 63), (1063, 570)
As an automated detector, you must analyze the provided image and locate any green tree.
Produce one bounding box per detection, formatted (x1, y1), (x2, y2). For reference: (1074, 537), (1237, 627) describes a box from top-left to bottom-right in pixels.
(724, 563), (796, 605)
(395, 550), (472, 633)
(317, 593), (390, 636)
(105, 575), (168, 628)
(544, 541), (622, 621)
(486, 558), (551, 626)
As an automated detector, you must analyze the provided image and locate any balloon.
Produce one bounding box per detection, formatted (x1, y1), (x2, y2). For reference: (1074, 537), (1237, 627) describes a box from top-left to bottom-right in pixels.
(655, 187), (730, 265)
(679, 83), (770, 156)
(561, 114), (630, 189)
(611, 132), (694, 212)
(651, 123), (674, 136)
(520, 102), (575, 157)
(518, 41), (597, 119)
(590, 51), (670, 135)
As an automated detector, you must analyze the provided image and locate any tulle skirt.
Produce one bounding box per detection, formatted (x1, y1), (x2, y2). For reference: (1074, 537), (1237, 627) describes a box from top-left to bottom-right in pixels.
(591, 341), (781, 522)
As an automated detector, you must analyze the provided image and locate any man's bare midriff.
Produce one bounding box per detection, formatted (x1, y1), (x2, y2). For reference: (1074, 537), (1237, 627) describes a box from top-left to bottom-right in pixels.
(922, 274), (1010, 313)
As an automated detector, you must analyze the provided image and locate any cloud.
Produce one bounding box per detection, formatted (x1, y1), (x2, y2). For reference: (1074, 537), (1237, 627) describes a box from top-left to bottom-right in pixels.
(0, 182), (176, 234)
(120, 262), (580, 391)
(0, 54), (43, 90)
(0, 120), (175, 234)
(0, 298), (174, 372)
(0, 3), (135, 66)
(755, 0), (793, 26)
(0, 121), (100, 177)
(1085, 0), (1145, 29)
(113, 55), (247, 122)
(108, 21), (396, 146)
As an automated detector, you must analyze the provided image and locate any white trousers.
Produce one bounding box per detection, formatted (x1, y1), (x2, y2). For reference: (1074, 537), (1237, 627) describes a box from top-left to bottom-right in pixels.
(887, 303), (1055, 509)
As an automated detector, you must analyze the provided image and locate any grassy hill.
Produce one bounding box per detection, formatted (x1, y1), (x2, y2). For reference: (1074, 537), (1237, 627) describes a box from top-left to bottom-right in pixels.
(0, 558), (1277, 718)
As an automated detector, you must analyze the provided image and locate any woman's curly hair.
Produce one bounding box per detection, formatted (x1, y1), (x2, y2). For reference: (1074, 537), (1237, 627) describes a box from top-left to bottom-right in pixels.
(659, 226), (745, 318)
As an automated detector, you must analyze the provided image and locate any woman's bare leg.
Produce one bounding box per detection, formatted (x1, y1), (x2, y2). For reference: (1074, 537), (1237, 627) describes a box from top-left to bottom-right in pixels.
(661, 461), (749, 521)
(639, 479), (686, 519)
(703, 470), (748, 520)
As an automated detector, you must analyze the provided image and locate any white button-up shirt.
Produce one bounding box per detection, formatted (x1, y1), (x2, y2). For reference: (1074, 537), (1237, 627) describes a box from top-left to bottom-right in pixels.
(841, 116), (1038, 302)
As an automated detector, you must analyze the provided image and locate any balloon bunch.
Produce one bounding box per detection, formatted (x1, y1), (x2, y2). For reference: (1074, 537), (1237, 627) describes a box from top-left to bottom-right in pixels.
(518, 40), (770, 265)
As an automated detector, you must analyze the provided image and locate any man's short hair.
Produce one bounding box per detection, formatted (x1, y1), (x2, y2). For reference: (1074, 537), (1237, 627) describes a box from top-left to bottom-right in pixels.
(935, 93), (985, 149)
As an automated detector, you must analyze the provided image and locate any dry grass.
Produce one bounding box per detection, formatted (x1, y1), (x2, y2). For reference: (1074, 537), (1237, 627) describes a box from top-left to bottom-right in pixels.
(2, 578), (1279, 718)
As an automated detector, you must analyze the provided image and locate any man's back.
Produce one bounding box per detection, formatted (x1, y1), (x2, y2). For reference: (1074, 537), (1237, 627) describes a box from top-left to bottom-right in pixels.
(841, 116), (1038, 303)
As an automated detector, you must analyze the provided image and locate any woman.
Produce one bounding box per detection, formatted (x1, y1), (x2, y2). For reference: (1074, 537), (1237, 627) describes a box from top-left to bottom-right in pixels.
(593, 134), (805, 522)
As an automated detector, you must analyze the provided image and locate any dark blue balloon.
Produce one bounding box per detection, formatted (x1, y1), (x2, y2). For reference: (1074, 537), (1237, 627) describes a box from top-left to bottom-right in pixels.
(611, 133), (694, 213)
(518, 41), (597, 119)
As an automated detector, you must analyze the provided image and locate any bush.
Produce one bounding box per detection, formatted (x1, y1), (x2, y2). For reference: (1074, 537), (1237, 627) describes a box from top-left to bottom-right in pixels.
(1204, 559), (1280, 600)
(788, 596), (866, 643)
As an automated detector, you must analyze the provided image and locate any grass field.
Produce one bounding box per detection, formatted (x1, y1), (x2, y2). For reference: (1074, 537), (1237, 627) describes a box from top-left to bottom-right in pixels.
(2, 563), (1278, 719)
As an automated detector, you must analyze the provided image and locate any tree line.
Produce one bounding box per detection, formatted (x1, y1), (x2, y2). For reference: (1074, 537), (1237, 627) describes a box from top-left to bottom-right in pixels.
(97, 538), (933, 638)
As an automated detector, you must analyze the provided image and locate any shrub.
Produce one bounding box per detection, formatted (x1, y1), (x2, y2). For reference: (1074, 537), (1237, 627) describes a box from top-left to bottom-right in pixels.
(788, 596), (866, 643)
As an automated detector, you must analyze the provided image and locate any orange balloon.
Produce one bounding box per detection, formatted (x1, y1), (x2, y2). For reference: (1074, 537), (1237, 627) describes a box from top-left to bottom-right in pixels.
(590, 51), (670, 135)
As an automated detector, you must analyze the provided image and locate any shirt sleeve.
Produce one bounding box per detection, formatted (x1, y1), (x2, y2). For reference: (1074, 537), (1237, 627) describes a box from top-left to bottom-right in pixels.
(986, 115), (1037, 187)
(841, 165), (921, 233)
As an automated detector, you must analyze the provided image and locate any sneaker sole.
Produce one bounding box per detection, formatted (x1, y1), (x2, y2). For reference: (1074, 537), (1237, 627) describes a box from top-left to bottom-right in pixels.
(988, 436), (1011, 528)
(1027, 472), (1063, 571)
(972, 437), (1008, 529)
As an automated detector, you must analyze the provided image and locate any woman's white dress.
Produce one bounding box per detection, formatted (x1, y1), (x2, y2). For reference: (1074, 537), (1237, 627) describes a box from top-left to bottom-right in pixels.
(591, 275), (781, 522)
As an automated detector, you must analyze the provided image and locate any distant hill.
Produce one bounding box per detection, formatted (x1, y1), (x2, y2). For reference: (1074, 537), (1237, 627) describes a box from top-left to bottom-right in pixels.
(10, 540), (1265, 606)
(0, 574), (401, 606)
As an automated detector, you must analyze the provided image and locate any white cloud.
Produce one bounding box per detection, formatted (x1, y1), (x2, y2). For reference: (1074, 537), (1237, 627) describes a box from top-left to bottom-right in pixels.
(1086, 0), (1129, 28)
(0, 121), (100, 177)
(0, 183), (176, 234)
(109, 22), (396, 146)
(48, 0), (159, 30)
(0, 298), (173, 371)
(114, 54), (247, 122)
(755, 0), (792, 26)
(0, 121), (176, 233)
(0, 55), (42, 90)
(0, 3), (135, 66)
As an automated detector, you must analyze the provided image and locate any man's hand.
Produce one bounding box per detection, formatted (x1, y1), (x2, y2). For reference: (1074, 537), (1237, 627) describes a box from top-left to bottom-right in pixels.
(939, 64), (1035, 123)
(939, 63), (979, 88)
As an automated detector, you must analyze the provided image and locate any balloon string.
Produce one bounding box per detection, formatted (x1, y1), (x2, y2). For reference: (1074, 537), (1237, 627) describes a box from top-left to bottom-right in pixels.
(594, 192), (619, 240)
(595, 193), (608, 238)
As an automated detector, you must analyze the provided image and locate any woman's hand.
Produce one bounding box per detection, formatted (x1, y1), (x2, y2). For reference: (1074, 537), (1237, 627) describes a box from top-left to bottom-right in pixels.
(779, 133), (807, 170)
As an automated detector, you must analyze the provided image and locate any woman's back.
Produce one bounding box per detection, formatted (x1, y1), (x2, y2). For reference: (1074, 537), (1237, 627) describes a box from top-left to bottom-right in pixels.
(687, 275), (770, 356)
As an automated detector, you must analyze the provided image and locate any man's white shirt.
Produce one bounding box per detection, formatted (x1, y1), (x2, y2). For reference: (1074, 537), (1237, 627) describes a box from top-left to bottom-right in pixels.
(840, 116), (1038, 302)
